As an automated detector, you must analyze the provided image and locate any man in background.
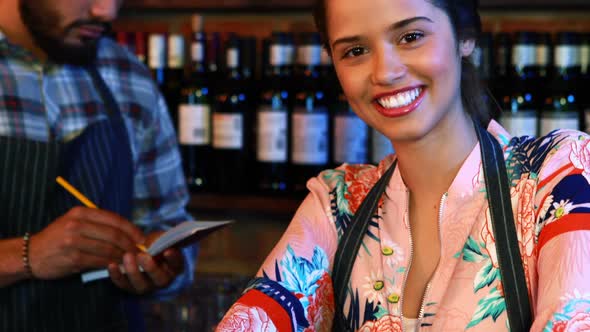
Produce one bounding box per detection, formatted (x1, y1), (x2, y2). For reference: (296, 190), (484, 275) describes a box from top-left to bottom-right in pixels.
(0, 0), (196, 330)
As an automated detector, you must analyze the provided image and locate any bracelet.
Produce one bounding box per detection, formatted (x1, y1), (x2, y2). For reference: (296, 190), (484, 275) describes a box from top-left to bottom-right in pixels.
(22, 232), (34, 278)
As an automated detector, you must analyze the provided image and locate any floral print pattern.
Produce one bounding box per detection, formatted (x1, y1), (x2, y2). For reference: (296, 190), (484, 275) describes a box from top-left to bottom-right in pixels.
(546, 290), (590, 332)
(362, 270), (387, 305)
(358, 314), (403, 332)
(217, 304), (277, 332)
(570, 138), (590, 185)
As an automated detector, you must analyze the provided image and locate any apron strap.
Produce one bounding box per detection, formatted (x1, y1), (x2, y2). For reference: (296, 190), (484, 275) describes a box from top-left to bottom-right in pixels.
(85, 66), (143, 332)
(332, 160), (396, 332)
(87, 67), (120, 118)
(474, 123), (532, 331)
(331, 121), (532, 331)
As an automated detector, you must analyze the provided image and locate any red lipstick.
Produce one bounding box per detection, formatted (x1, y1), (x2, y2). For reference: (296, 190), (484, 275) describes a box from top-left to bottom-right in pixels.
(372, 86), (425, 118)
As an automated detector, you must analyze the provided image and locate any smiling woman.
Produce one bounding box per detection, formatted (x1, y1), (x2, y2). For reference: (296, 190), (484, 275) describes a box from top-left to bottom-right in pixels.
(215, 0), (590, 331)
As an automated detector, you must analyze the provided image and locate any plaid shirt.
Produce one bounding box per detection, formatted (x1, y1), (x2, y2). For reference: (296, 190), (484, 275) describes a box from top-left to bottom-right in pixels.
(0, 32), (195, 295)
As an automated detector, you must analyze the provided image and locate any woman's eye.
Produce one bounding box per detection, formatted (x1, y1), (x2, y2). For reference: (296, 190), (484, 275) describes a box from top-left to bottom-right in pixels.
(400, 32), (424, 44)
(343, 46), (367, 58)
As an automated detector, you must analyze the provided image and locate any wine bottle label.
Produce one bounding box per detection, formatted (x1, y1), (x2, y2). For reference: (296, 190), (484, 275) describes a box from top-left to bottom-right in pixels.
(178, 104), (211, 145)
(371, 129), (394, 164)
(297, 45), (322, 66)
(334, 114), (368, 164)
(540, 112), (580, 136)
(536, 45), (550, 66)
(271, 45), (285, 66)
(227, 48), (239, 69)
(257, 109), (288, 162)
(168, 34), (185, 68)
(213, 113), (243, 149)
(512, 45), (536, 69)
(292, 111), (328, 165)
(555, 45), (581, 69)
(499, 111), (537, 138)
(497, 47), (508, 75)
(191, 42), (204, 62)
(148, 34), (166, 69)
(582, 44), (589, 74)
(284, 44), (295, 65)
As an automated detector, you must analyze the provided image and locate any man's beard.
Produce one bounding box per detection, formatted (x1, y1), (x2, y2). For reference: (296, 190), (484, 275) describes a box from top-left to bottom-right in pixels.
(19, 0), (111, 66)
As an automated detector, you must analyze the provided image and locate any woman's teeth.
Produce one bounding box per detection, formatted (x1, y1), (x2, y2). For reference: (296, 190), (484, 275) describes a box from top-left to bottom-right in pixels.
(377, 87), (422, 108)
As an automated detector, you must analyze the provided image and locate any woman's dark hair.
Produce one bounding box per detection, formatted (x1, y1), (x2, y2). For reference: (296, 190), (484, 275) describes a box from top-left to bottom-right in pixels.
(313, 0), (491, 126)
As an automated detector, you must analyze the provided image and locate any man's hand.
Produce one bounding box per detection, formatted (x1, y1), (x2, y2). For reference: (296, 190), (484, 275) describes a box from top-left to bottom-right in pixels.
(107, 231), (185, 294)
(28, 207), (146, 279)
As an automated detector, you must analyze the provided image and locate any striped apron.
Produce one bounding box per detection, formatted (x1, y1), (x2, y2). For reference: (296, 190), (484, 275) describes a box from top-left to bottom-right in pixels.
(0, 67), (137, 332)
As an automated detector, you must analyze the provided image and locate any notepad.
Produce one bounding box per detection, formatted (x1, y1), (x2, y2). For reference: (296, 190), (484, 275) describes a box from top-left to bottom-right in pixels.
(81, 220), (233, 283)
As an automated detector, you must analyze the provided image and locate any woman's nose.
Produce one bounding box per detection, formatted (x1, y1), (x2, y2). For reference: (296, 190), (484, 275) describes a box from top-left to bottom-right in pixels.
(370, 44), (407, 86)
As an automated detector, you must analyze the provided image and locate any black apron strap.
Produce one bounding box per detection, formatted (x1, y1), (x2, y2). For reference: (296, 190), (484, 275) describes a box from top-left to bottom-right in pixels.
(474, 123), (532, 332)
(85, 66), (143, 332)
(332, 160), (397, 332)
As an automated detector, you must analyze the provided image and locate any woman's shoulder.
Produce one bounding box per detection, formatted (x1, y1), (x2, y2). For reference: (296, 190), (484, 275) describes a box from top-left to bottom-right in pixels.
(506, 129), (590, 181)
(307, 155), (396, 216)
(316, 155), (396, 190)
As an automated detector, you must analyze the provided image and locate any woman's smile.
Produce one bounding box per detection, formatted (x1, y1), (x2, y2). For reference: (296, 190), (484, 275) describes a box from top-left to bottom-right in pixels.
(372, 85), (426, 117)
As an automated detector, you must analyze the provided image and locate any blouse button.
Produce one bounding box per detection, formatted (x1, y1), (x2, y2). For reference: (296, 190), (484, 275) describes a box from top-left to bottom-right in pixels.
(373, 281), (385, 291)
(382, 247), (394, 256)
(388, 293), (400, 304)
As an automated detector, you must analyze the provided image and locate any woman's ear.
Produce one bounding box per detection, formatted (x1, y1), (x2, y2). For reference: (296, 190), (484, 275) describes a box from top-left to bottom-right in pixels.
(460, 39), (476, 57)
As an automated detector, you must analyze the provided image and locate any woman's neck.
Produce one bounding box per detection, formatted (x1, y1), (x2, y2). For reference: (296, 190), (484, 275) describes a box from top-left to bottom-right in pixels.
(394, 112), (478, 197)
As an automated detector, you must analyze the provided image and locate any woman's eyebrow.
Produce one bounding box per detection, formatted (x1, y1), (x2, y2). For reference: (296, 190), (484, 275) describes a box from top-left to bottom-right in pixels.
(331, 16), (433, 49)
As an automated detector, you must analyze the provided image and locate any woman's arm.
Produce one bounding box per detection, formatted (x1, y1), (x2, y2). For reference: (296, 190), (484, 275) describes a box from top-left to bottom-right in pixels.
(216, 179), (340, 332)
(530, 133), (590, 331)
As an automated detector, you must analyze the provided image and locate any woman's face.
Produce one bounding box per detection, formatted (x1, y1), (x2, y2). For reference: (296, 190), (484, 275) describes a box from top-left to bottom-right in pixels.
(326, 0), (473, 144)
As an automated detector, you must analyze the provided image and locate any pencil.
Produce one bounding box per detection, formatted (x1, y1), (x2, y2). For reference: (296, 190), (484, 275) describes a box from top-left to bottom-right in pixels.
(56, 176), (98, 209)
(56, 176), (148, 253)
(136, 244), (148, 253)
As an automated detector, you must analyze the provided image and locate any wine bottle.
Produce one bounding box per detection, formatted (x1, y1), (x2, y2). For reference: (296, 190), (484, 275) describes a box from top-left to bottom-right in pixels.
(240, 36), (257, 190)
(178, 30), (212, 192)
(134, 31), (147, 65)
(212, 35), (249, 193)
(164, 33), (186, 129)
(499, 31), (539, 137)
(290, 32), (330, 193)
(256, 32), (290, 193)
(474, 32), (495, 119)
(206, 32), (223, 103)
(332, 90), (368, 166)
(148, 33), (167, 91)
(540, 32), (582, 136)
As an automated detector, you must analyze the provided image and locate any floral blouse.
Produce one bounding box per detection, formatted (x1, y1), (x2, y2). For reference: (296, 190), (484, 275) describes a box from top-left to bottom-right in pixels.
(217, 121), (590, 331)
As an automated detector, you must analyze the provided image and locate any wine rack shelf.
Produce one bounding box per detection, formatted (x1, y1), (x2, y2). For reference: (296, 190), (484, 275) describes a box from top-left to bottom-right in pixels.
(123, 0), (590, 10)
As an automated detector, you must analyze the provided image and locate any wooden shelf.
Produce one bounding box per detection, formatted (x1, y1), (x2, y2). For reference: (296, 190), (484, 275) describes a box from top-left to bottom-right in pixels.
(122, 0), (313, 10)
(122, 0), (590, 11)
(188, 193), (303, 215)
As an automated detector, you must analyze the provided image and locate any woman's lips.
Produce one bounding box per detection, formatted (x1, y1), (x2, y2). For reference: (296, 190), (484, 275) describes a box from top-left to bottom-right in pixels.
(372, 87), (426, 118)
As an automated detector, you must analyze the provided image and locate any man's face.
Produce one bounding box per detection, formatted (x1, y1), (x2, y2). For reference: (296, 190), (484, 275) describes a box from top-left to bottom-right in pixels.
(19, 0), (122, 65)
